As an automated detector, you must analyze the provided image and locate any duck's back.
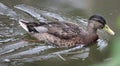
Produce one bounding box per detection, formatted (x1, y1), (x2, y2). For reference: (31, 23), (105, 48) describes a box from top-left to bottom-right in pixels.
(46, 22), (82, 39)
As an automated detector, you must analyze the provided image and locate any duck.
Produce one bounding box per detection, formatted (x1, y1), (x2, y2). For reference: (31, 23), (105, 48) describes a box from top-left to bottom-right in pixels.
(19, 15), (115, 48)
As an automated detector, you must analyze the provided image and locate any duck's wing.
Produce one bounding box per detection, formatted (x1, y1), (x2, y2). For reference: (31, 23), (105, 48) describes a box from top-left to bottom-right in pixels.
(47, 22), (82, 39)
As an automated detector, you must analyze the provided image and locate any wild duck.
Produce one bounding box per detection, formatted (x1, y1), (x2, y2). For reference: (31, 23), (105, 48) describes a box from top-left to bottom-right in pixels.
(19, 15), (115, 48)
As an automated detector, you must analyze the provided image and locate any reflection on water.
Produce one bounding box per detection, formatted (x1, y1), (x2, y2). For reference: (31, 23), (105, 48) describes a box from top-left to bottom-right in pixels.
(0, 0), (118, 66)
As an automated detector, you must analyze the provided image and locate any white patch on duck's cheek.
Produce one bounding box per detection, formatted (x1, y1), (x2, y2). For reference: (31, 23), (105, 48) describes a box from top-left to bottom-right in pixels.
(34, 26), (48, 33)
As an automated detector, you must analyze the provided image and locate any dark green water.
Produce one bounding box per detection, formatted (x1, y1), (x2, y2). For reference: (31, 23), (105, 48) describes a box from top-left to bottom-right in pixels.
(0, 0), (119, 66)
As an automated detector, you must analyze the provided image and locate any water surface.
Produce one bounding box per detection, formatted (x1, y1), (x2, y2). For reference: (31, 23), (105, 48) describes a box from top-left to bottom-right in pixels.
(0, 0), (119, 66)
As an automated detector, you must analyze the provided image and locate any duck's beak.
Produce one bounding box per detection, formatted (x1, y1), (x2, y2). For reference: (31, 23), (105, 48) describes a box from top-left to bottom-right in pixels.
(103, 25), (115, 35)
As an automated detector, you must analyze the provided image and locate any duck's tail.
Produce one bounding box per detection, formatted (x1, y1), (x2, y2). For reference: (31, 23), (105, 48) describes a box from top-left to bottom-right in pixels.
(19, 19), (29, 32)
(19, 19), (48, 33)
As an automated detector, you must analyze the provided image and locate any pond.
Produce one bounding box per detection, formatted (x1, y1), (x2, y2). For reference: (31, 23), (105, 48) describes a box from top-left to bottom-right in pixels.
(0, 0), (119, 66)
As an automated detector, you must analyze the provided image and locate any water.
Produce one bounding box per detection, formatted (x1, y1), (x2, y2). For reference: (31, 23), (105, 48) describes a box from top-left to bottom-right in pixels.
(0, 0), (119, 66)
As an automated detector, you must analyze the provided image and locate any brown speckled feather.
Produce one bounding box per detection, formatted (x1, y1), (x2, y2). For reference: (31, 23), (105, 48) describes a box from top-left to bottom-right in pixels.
(47, 22), (82, 39)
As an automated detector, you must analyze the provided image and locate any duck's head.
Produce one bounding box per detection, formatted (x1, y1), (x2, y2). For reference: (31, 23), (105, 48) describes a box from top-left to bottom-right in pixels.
(88, 15), (115, 35)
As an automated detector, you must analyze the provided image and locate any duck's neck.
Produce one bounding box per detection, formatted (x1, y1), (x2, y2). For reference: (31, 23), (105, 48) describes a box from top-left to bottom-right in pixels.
(87, 22), (97, 34)
(83, 22), (98, 44)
